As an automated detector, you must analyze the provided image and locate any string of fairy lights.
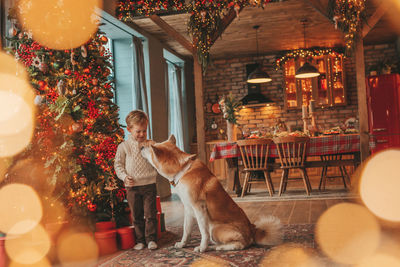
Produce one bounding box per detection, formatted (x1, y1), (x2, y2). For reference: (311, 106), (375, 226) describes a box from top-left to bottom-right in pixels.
(275, 47), (345, 70)
(117, 0), (366, 70)
(328, 0), (367, 55)
(277, 47), (346, 106)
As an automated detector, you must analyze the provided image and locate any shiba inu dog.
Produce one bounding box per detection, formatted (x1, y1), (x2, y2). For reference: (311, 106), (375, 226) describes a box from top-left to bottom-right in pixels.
(141, 135), (282, 252)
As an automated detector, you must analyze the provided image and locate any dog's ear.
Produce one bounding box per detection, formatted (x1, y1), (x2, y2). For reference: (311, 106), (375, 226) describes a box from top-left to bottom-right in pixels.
(180, 153), (196, 165)
(168, 134), (176, 145)
(188, 154), (196, 161)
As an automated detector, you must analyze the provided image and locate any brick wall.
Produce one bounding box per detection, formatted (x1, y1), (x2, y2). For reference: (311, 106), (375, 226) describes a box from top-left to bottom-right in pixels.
(203, 43), (398, 141)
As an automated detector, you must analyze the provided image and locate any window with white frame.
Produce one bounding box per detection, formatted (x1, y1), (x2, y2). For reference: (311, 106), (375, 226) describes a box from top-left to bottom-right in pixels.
(100, 13), (151, 139)
(164, 50), (188, 152)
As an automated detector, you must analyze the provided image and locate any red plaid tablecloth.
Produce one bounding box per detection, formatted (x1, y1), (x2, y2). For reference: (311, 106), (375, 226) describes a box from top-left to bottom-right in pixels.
(209, 134), (360, 161)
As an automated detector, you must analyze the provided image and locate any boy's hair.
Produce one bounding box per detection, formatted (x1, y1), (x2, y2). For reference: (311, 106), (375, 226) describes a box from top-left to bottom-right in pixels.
(126, 110), (148, 128)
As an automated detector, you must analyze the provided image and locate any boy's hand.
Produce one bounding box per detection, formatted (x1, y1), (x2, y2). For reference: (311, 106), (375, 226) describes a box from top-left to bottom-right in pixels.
(125, 176), (135, 187)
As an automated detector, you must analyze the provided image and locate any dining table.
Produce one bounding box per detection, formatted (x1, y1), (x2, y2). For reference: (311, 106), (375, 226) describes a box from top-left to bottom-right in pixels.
(209, 134), (361, 195)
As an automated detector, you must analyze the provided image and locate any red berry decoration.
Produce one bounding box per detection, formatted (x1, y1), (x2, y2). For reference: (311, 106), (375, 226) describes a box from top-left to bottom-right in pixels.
(103, 68), (110, 77)
(38, 80), (46, 88)
(64, 69), (71, 75)
(100, 36), (108, 44)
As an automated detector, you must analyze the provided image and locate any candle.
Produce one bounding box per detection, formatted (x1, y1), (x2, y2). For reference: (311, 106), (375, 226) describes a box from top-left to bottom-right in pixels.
(309, 100), (315, 114)
(302, 105), (308, 118)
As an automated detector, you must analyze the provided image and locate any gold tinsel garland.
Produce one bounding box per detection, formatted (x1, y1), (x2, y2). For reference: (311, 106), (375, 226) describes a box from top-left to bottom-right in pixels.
(328, 0), (367, 55)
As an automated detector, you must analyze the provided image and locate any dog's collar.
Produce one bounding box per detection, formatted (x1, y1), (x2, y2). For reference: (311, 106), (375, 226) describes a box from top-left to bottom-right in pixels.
(170, 160), (193, 187)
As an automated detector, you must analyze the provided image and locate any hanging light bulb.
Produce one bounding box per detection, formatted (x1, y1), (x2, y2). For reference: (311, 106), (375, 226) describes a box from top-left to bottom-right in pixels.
(295, 19), (320, 79)
(247, 25), (272, 83)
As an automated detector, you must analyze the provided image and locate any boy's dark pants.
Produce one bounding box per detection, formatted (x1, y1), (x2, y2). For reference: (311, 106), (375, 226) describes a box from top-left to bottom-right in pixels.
(126, 183), (157, 244)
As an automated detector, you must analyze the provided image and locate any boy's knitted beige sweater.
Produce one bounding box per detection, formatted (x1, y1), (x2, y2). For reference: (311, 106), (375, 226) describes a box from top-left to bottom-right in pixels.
(114, 136), (157, 187)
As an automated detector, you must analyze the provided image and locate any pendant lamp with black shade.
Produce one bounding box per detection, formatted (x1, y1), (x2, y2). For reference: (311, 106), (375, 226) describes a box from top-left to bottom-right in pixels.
(295, 19), (320, 79)
(247, 25), (272, 84)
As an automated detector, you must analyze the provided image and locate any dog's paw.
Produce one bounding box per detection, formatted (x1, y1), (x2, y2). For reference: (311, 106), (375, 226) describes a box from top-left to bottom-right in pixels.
(174, 241), (186, 249)
(194, 245), (207, 253)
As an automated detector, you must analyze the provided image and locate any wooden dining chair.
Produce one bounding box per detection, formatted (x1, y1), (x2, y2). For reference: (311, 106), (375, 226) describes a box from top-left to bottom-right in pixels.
(318, 154), (351, 190)
(236, 138), (274, 197)
(273, 136), (312, 196)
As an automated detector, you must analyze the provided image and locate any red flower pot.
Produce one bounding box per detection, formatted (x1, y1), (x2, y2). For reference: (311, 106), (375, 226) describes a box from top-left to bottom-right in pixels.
(157, 212), (162, 239)
(94, 230), (118, 256)
(95, 221), (116, 232)
(0, 236), (6, 267)
(116, 227), (135, 250)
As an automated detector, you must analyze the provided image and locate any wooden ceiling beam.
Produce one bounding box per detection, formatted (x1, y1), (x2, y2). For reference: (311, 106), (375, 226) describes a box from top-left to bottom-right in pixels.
(210, 6), (243, 46)
(304, 0), (331, 21)
(149, 15), (194, 54)
(361, 2), (388, 38)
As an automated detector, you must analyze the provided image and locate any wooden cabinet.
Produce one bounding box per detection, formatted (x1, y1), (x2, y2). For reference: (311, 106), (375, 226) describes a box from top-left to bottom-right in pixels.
(283, 54), (346, 109)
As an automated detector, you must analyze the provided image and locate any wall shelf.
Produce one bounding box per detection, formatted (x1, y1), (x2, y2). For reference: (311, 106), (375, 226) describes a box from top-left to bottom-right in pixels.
(283, 54), (346, 109)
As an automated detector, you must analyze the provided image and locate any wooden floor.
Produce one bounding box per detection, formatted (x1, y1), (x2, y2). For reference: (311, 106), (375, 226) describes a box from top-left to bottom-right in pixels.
(161, 166), (357, 228)
(161, 167), (356, 227)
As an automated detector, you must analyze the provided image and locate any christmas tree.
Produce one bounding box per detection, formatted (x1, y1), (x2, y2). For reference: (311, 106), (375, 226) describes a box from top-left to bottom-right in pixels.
(6, 11), (127, 230)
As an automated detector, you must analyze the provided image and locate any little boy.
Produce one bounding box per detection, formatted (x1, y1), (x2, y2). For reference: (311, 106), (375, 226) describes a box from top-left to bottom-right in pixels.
(114, 110), (158, 250)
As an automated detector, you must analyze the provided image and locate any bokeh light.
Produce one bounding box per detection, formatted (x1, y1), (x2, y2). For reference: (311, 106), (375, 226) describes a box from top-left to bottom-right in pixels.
(42, 197), (66, 226)
(190, 259), (228, 267)
(259, 243), (323, 267)
(360, 149), (400, 221)
(17, 0), (102, 50)
(0, 119), (34, 157)
(57, 231), (99, 265)
(9, 257), (51, 267)
(5, 157), (55, 196)
(0, 184), (42, 235)
(5, 224), (51, 265)
(316, 203), (381, 265)
(0, 52), (35, 157)
(0, 158), (11, 183)
(355, 253), (400, 267)
(0, 89), (33, 135)
(0, 51), (28, 79)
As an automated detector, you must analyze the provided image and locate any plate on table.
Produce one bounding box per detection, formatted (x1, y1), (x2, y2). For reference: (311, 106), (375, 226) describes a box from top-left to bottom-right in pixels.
(323, 131), (340, 135)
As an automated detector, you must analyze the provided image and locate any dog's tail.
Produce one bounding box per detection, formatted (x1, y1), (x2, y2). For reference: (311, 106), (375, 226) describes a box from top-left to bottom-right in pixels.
(253, 215), (283, 246)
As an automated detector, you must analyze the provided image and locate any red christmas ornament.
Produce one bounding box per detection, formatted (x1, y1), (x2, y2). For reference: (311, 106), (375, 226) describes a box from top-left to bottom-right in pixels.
(87, 203), (97, 212)
(100, 36), (108, 44)
(91, 78), (98, 86)
(103, 68), (111, 77)
(38, 80), (46, 88)
(64, 69), (71, 75)
(83, 68), (90, 74)
(78, 176), (87, 184)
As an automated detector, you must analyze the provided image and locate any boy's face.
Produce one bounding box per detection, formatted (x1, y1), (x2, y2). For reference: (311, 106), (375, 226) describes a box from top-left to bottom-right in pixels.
(128, 123), (147, 143)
